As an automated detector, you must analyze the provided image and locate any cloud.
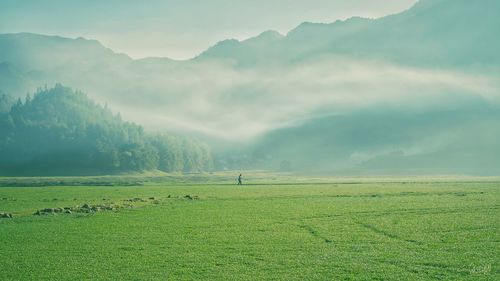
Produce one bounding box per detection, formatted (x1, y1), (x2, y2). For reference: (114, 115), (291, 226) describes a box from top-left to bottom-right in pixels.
(82, 56), (499, 142)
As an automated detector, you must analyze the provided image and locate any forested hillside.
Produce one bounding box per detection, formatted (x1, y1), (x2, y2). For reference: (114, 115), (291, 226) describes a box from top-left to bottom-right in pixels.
(0, 85), (213, 175)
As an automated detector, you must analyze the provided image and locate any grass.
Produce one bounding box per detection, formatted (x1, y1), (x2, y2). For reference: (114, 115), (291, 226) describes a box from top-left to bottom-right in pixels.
(0, 174), (499, 280)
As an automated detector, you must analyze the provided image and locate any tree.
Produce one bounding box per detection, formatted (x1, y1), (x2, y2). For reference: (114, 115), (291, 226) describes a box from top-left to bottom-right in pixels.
(0, 85), (213, 176)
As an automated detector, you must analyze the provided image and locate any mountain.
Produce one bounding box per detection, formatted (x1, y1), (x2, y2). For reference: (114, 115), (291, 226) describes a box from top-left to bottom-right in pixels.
(196, 0), (500, 67)
(241, 106), (500, 175)
(1, 0), (498, 73)
(313, 0), (500, 66)
(0, 85), (213, 176)
(0, 33), (131, 72)
(196, 30), (285, 65)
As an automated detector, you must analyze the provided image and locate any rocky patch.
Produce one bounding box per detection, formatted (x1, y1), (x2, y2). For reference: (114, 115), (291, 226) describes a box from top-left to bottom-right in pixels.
(30, 195), (197, 217)
(34, 203), (124, 216)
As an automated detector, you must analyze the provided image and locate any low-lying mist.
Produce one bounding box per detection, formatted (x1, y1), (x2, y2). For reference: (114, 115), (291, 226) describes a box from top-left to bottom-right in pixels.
(32, 56), (500, 143)
(6, 50), (497, 174)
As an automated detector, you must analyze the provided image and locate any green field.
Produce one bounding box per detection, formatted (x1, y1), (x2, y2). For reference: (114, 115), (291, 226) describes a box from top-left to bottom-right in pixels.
(0, 175), (499, 280)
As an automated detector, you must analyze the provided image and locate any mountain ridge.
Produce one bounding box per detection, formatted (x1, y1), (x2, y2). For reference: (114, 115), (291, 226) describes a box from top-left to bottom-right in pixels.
(1, 0), (498, 68)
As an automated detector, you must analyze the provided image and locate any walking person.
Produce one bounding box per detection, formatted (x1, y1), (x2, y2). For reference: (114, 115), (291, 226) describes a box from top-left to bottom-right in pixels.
(238, 173), (243, 185)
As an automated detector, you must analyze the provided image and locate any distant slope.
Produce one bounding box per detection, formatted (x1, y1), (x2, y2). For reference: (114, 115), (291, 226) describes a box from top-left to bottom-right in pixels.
(314, 0), (500, 66)
(244, 107), (500, 175)
(196, 30), (285, 66)
(0, 61), (35, 98)
(0, 33), (131, 72)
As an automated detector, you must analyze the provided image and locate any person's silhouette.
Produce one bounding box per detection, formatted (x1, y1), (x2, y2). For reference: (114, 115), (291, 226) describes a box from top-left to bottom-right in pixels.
(238, 174), (242, 185)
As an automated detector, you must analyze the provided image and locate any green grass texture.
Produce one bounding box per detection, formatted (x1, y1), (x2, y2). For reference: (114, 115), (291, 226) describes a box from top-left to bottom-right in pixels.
(0, 176), (498, 280)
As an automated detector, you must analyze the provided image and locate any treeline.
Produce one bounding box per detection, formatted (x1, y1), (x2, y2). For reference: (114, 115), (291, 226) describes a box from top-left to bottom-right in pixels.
(0, 84), (213, 175)
(0, 92), (12, 113)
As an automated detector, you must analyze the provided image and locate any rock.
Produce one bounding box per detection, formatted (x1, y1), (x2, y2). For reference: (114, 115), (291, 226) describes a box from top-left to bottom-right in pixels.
(127, 197), (146, 202)
(41, 208), (55, 213)
(1, 213), (13, 218)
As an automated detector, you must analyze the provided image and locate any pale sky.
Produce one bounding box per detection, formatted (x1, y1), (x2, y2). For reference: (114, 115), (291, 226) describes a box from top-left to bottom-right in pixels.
(0, 0), (418, 59)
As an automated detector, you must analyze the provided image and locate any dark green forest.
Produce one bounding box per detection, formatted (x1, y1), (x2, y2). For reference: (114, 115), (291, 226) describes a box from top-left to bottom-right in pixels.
(0, 85), (213, 175)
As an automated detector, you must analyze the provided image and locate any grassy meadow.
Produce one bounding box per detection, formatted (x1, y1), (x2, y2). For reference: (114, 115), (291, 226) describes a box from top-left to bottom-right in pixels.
(0, 173), (498, 280)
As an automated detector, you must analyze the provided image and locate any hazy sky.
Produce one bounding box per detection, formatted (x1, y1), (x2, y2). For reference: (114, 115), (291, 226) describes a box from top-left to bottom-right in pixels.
(0, 0), (417, 59)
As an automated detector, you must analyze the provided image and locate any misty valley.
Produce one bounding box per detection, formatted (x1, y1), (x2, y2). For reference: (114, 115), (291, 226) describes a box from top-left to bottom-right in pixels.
(0, 0), (499, 280)
(1, 0), (500, 176)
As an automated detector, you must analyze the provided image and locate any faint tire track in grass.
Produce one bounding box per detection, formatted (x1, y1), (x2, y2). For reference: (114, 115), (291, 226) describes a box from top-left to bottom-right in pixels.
(298, 223), (333, 244)
(355, 221), (424, 246)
